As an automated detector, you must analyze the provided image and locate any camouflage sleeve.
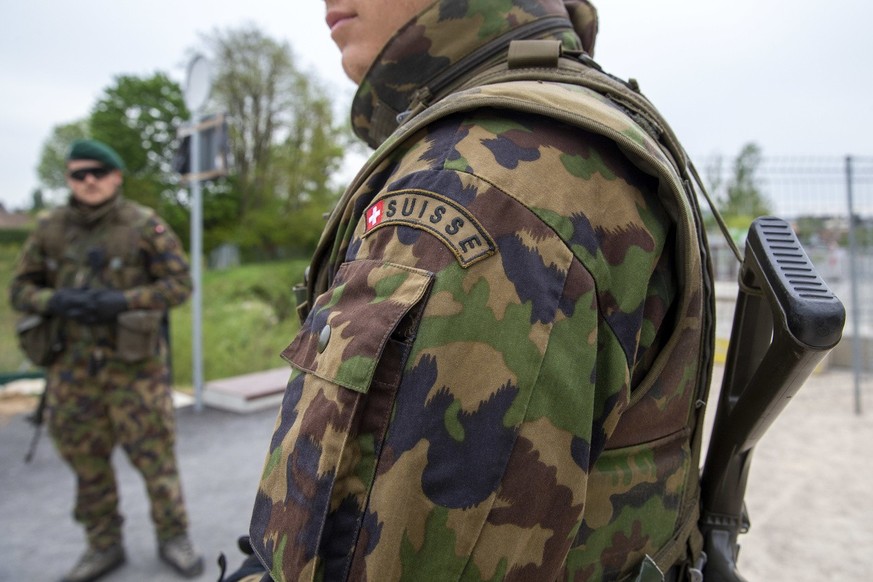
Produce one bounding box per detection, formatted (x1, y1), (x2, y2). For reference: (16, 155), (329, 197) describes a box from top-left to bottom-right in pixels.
(8, 216), (56, 314)
(251, 110), (674, 581)
(123, 213), (193, 310)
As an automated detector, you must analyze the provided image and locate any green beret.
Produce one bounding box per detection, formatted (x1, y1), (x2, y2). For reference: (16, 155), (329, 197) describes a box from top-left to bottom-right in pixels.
(66, 139), (125, 171)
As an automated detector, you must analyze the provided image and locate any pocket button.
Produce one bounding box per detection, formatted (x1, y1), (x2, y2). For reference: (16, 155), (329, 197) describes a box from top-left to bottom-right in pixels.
(317, 324), (332, 353)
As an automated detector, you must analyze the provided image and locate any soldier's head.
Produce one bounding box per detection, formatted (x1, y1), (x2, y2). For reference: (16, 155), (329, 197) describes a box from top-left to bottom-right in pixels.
(65, 139), (125, 207)
(325, 0), (435, 84)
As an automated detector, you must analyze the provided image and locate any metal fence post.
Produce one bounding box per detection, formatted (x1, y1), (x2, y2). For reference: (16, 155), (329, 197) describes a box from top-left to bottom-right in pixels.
(846, 155), (862, 415)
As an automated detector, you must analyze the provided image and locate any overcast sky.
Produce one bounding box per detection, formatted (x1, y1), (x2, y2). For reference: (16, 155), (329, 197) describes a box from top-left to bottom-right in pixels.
(2, 0), (871, 211)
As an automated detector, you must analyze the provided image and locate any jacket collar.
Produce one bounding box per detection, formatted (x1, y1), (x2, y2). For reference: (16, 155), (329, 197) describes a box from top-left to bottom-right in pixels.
(67, 193), (122, 227)
(351, 0), (596, 148)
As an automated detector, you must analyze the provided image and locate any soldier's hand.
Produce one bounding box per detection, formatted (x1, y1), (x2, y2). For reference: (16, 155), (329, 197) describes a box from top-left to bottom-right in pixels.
(82, 289), (128, 323)
(46, 288), (93, 320)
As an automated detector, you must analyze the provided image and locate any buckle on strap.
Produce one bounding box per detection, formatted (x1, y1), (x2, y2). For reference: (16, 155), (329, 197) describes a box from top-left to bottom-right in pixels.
(507, 39), (562, 69)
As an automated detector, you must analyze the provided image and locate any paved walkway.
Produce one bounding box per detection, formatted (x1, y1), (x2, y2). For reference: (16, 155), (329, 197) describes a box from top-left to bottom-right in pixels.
(1, 365), (872, 581)
(0, 395), (278, 581)
(718, 366), (873, 581)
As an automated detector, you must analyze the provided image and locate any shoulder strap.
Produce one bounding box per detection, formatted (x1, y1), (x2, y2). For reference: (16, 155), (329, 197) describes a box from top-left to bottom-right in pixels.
(38, 207), (71, 263)
(503, 40), (742, 263)
(488, 41), (713, 574)
(116, 198), (155, 229)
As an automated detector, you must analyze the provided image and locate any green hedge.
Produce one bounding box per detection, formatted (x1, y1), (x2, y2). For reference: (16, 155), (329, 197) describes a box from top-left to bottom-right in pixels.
(0, 228), (31, 246)
(1, 250), (308, 389)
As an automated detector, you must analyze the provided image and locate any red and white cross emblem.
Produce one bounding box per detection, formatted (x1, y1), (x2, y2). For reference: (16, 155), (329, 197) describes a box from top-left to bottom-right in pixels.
(365, 200), (384, 232)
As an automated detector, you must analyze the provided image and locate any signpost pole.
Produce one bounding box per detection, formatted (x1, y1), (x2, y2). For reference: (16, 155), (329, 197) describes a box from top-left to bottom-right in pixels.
(184, 55), (212, 412)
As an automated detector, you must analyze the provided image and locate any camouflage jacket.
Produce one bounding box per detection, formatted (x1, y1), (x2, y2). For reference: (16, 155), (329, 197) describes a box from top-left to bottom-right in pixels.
(250, 1), (713, 580)
(9, 194), (192, 350)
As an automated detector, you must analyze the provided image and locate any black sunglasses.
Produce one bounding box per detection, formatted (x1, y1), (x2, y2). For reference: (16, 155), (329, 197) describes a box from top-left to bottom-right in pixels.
(68, 166), (112, 182)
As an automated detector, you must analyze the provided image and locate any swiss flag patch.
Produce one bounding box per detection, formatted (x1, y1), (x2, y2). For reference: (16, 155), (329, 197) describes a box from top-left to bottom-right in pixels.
(365, 200), (384, 232)
(360, 190), (496, 268)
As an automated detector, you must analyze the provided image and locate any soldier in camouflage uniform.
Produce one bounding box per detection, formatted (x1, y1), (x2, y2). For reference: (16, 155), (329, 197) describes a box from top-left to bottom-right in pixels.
(9, 139), (204, 582)
(232, 0), (715, 580)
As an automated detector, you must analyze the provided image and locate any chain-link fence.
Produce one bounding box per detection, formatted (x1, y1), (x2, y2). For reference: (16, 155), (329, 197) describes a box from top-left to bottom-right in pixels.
(698, 154), (873, 411)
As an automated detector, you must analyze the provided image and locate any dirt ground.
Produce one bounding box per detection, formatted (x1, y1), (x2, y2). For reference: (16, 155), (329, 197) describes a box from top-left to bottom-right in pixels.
(724, 366), (873, 581)
(0, 387), (39, 428)
(0, 393), (37, 421)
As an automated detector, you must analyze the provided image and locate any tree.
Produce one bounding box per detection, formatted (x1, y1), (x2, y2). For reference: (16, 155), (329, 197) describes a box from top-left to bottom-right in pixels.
(204, 25), (296, 214)
(34, 74), (191, 232)
(200, 25), (352, 257)
(30, 188), (46, 212)
(721, 143), (771, 219)
(253, 81), (348, 256)
(36, 119), (89, 197)
(32, 27), (352, 259)
(90, 72), (190, 214)
(702, 143), (773, 240)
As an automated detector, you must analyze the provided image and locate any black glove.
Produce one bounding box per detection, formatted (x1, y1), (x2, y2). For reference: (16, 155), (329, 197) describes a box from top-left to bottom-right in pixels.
(46, 288), (127, 324)
(46, 288), (93, 320)
(84, 289), (128, 323)
(217, 536), (267, 582)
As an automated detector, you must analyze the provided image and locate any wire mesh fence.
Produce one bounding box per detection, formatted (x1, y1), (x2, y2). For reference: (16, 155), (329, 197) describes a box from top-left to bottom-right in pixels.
(697, 154), (873, 411)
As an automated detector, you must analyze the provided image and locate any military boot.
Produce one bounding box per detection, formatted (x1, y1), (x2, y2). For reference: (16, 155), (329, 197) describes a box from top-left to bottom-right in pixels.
(62, 544), (125, 582)
(158, 534), (204, 578)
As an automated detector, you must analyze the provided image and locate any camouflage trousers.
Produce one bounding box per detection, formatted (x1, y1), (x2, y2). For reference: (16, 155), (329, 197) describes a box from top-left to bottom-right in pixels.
(46, 347), (189, 550)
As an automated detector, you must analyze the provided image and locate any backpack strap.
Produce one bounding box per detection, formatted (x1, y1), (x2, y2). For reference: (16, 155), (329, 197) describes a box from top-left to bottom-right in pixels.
(38, 207), (70, 263)
(469, 40), (716, 576)
(501, 39), (742, 263)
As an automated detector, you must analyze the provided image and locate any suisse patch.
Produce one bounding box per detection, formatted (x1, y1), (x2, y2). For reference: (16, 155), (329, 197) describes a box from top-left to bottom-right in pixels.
(363, 189), (495, 268)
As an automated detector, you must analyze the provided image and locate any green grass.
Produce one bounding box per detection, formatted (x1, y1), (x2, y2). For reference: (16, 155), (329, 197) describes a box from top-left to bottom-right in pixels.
(0, 245), (24, 374)
(1, 243), (308, 389)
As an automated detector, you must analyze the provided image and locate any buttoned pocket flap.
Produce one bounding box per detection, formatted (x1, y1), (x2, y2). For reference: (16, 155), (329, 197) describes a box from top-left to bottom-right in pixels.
(281, 260), (433, 394)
